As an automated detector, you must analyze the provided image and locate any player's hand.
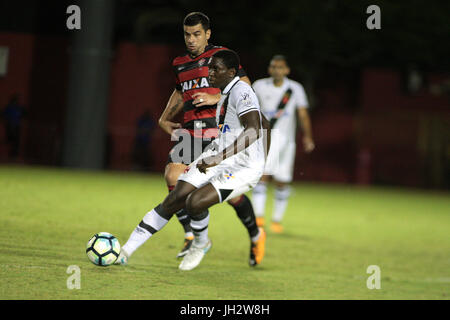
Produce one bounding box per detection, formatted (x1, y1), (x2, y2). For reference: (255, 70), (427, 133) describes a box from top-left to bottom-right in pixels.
(192, 92), (221, 107)
(303, 137), (315, 153)
(159, 119), (182, 136)
(197, 155), (222, 174)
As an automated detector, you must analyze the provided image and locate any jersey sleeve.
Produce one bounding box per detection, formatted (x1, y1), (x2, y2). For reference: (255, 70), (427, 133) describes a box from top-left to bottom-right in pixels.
(293, 82), (308, 108)
(172, 59), (182, 91)
(234, 86), (260, 118)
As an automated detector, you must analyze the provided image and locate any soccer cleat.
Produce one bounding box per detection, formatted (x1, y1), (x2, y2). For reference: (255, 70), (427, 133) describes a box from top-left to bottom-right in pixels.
(178, 239), (212, 271)
(176, 236), (194, 258)
(114, 249), (129, 265)
(270, 221), (284, 233)
(256, 217), (265, 227)
(249, 227), (266, 266)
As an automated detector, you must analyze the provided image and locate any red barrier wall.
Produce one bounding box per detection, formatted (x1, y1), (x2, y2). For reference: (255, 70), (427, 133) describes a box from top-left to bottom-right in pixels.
(0, 33), (34, 158)
(108, 42), (182, 172)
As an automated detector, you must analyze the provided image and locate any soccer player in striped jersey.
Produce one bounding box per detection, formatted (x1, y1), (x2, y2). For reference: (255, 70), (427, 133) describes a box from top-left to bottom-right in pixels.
(117, 50), (268, 271)
(155, 12), (265, 262)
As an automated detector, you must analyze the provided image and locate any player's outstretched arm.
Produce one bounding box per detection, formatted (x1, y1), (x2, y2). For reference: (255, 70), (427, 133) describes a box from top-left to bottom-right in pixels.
(158, 89), (184, 135)
(197, 111), (261, 173)
(260, 113), (271, 156)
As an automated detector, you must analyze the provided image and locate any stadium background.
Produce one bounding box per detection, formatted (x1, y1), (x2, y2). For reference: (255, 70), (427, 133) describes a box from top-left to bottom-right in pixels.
(1, 0), (449, 189)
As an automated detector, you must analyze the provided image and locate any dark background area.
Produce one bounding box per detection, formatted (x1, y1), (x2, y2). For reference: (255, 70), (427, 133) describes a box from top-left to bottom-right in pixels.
(0, 0), (449, 189)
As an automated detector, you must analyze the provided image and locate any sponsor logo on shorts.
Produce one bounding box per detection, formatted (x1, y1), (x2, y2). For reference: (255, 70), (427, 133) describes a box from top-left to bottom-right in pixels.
(224, 173), (234, 180)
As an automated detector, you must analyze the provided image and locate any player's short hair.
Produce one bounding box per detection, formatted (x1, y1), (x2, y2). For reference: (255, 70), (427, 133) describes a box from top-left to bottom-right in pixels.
(183, 12), (211, 31)
(212, 50), (240, 75)
(271, 54), (289, 67)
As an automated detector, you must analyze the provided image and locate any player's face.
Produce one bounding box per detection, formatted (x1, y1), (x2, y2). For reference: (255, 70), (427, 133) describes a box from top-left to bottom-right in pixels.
(268, 59), (290, 81)
(208, 57), (234, 89)
(183, 24), (211, 57)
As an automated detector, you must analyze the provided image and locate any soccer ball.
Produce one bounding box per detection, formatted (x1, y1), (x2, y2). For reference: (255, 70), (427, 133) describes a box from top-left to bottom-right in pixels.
(86, 232), (120, 266)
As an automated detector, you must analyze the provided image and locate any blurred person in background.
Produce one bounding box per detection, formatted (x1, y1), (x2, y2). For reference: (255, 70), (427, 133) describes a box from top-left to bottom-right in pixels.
(252, 55), (315, 233)
(2, 94), (26, 159)
(132, 110), (156, 171)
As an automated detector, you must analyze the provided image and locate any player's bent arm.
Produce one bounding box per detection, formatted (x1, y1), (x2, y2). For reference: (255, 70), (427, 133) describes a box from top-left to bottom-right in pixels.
(193, 76), (252, 107)
(197, 111), (261, 173)
(222, 111), (261, 160)
(158, 89), (184, 135)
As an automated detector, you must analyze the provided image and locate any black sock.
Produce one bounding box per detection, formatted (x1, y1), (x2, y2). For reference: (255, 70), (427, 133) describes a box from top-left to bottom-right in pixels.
(229, 195), (259, 239)
(168, 185), (193, 236)
(176, 208), (193, 235)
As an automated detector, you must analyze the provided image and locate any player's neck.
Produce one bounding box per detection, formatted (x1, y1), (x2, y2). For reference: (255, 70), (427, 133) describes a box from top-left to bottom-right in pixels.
(273, 78), (284, 87)
(190, 43), (208, 59)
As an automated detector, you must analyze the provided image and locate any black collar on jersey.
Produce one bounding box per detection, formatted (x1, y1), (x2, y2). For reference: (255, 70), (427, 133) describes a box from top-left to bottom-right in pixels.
(222, 76), (240, 94)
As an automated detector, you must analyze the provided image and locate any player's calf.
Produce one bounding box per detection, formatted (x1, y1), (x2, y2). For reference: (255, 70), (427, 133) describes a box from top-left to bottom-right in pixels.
(119, 182), (197, 263)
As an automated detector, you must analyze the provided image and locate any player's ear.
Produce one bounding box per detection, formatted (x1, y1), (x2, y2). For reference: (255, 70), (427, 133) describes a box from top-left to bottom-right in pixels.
(205, 29), (211, 41)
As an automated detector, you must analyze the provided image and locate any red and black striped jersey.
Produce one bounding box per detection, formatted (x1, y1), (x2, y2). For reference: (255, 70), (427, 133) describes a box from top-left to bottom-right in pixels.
(172, 44), (246, 138)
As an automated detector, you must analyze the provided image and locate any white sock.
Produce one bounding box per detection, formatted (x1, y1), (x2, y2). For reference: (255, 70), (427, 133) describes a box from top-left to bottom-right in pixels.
(122, 208), (169, 257)
(121, 226), (151, 258)
(252, 182), (268, 217)
(272, 186), (291, 223)
(190, 212), (210, 247)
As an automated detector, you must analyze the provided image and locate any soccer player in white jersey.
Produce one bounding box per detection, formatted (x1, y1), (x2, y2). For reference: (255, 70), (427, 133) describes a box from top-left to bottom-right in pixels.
(252, 55), (315, 233)
(116, 50), (268, 270)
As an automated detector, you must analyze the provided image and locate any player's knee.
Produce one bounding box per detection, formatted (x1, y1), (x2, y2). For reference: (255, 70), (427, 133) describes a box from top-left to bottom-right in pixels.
(164, 164), (184, 186)
(162, 189), (185, 213)
(164, 170), (178, 186)
(185, 192), (206, 216)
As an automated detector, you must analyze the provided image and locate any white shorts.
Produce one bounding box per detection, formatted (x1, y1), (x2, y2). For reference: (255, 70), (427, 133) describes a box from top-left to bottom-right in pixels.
(264, 138), (296, 183)
(178, 149), (265, 203)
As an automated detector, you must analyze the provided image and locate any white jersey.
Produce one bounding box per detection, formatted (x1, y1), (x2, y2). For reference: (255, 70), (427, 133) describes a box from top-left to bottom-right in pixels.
(213, 76), (265, 165)
(253, 77), (308, 144)
(178, 76), (266, 202)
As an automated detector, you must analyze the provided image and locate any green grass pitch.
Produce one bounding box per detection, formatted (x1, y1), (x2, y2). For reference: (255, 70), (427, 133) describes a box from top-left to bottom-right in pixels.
(0, 165), (449, 299)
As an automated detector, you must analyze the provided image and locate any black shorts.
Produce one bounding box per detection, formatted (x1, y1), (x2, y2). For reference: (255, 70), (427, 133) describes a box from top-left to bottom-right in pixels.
(167, 135), (215, 165)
